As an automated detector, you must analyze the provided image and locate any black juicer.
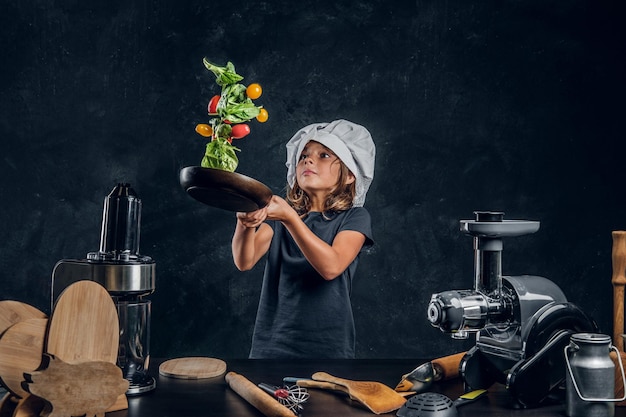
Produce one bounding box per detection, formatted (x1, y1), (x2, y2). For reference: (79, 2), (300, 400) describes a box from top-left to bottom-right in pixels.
(51, 183), (156, 395)
(427, 211), (597, 408)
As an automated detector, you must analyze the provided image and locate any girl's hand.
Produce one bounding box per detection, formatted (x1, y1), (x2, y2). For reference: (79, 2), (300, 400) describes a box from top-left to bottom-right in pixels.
(265, 196), (296, 222)
(236, 206), (268, 229)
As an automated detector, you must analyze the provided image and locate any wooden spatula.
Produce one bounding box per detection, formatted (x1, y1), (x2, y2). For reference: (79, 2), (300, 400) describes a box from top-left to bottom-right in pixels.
(46, 280), (119, 365)
(0, 318), (47, 398)
(312, 372), (406, 414)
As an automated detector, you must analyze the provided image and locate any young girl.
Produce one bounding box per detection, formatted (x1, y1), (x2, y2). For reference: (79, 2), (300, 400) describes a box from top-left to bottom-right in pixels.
(231, 119), (376, 359)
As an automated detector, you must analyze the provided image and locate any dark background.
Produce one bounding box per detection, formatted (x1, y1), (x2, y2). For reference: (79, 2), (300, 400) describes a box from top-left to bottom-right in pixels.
(1, 0), (624, 360)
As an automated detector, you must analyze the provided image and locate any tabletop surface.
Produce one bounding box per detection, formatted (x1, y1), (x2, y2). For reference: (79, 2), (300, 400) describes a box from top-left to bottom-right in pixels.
(103, 358), (624, 417)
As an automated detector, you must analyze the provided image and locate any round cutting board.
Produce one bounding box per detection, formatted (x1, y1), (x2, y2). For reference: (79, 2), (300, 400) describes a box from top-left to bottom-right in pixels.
(0, 318), (48, 398)
(46, 280), (119, 365)
(0, 301), (46, 335)
(159, 357), (227, 380)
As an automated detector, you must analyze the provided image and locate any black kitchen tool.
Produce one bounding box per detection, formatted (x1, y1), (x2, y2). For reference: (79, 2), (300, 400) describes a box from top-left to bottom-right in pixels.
(179, 166), (273, 212)
(396, 390), (487, 417)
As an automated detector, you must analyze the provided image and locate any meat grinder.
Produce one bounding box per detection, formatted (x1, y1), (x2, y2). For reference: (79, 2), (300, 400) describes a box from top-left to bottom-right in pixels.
(51, 183), (156, 395)
(427, 211), (597, 408)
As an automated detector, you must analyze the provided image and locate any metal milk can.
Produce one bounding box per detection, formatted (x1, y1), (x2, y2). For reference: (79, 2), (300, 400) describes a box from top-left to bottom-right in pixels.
(565, 333), (626, 417)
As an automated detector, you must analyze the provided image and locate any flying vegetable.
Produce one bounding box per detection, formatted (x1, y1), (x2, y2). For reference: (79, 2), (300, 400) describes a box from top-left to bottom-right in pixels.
(197, 59), (269, 172)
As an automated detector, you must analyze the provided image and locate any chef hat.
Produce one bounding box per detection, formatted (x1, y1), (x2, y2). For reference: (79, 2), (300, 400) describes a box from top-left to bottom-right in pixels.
(285, 119), (376, 207)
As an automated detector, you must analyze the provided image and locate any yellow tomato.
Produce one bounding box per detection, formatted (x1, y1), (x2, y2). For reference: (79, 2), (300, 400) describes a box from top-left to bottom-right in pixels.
(256, 108), (269, 123)
(195, 124), (213, 137)
(246, 83), (262, 100)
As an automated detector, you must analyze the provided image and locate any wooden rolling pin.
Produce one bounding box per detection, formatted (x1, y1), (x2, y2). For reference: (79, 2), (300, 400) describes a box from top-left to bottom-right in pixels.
(225, 372), (294, 417)
(613, 231), (626, 352)
(432, 351), (466, 381)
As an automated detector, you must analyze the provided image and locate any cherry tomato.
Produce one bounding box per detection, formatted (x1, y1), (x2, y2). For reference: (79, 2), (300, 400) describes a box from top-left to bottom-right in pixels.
(256, 108), (269, 123)
(207, 95), (220, 115)
(195, 124), (213, 137)
(231, 124), (251, 139)
(246, 83), (262, 100)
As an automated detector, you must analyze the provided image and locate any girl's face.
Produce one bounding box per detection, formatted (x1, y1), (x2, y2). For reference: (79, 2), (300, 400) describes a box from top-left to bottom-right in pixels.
(296, 141), (355, 195)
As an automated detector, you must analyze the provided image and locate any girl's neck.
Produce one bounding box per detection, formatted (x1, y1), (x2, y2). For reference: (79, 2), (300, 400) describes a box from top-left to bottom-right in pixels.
(308, 195), (326, 213)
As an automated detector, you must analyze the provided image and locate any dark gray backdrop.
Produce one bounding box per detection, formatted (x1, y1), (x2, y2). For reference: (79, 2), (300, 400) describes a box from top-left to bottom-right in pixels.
(1, 0), (624, 359)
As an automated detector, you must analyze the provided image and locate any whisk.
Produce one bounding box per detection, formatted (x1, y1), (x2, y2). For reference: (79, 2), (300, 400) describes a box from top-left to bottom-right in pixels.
(258, 382), (310, 415)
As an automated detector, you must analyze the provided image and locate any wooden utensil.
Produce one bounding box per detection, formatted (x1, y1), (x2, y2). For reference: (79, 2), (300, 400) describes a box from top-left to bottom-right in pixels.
(613, 231), (626, 352)
(312, 371), (407, 414)
(0, 318), (47, 398)
(159, 357), (227, 379)
(0, 301), (46, 335)
(179, 166), (273, 212)
(225, 372), (294, 417)
(432, 351), (465, 381)
(46, 280), (119, 365)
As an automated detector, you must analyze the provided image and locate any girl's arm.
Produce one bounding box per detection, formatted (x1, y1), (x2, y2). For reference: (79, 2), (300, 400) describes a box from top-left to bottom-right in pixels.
(267, 196), (366, 280)
(231, 207), (273, 271)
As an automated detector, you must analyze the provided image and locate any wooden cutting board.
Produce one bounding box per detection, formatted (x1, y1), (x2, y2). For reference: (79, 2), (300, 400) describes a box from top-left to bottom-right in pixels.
(24, 355), (129, 417)
(0, 318), (47, 398)
(46, 280), (119, 365)
(312, 372), (406, 414)
(0, 301), (46, 335)
(159, 357), (227, 379)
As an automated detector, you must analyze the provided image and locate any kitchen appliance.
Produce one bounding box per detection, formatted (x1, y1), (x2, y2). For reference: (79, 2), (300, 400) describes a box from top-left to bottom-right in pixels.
(427, 211), (598, 408)
(51, 183), (156, 395)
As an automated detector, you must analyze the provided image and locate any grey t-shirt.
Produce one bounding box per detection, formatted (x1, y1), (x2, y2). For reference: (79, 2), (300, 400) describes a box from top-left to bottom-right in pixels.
(249, 207), (373, 359)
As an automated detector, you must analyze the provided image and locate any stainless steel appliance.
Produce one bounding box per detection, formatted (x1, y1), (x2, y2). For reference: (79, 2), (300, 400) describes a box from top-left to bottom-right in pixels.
(427, 211), (597, 408)
(51, 183), (156, 395)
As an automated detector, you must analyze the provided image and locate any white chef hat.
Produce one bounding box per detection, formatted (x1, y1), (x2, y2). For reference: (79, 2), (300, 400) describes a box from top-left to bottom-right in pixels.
(285, 119), (376, 207)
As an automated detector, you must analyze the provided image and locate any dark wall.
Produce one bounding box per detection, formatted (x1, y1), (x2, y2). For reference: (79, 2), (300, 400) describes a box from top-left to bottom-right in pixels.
(1, 0), (624, 359)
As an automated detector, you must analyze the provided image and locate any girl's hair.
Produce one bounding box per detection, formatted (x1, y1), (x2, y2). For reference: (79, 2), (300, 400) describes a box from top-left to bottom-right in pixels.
(286, 160), (356, 216)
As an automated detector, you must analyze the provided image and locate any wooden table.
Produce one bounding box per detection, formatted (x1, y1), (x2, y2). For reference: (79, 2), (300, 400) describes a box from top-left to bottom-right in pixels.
(103, 358), (625, 417)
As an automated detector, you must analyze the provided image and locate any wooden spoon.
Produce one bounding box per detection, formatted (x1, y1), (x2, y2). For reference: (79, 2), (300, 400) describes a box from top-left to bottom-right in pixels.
(0, 318), (47, 398)
(46, 280), (119, 365)
(0, 301), (46, 335)
(312, 372), (406, 414)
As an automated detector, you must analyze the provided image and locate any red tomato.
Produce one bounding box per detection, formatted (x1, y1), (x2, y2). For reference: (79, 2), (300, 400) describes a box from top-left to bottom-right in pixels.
(207, 95), (220, 115)
(246, 83), (262, 100)
(231, 124), (251, 139)
(195, 124), (213, 137)
(256, 108), (269, 123)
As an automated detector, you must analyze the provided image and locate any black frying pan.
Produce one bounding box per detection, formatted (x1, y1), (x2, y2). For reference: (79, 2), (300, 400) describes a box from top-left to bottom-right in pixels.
(179, 166), (273, 212)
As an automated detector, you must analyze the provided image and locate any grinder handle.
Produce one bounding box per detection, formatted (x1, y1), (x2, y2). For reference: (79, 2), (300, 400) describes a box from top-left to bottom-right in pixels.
(612, 231), (626, 352)
(432, 352), (466, 381)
